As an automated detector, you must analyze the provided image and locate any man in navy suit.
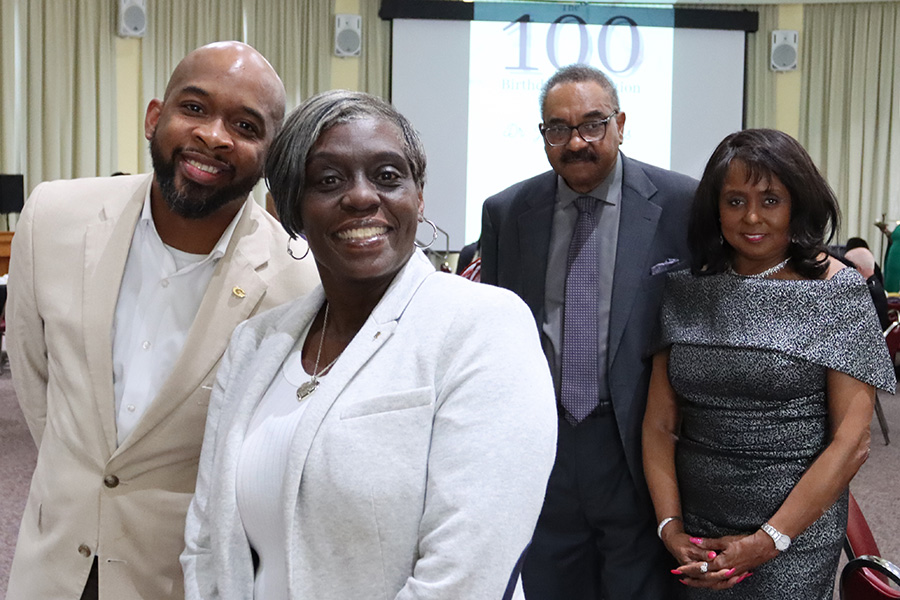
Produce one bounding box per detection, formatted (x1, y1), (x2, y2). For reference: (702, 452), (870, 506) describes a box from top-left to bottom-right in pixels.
(480, 64), (697, 599)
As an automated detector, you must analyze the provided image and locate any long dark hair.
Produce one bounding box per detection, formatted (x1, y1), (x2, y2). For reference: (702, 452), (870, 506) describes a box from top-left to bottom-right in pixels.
(688, 128), (839, 279)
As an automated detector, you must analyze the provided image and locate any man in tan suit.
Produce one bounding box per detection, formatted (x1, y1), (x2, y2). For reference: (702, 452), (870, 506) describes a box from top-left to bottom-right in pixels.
(5, 42), (318, 599)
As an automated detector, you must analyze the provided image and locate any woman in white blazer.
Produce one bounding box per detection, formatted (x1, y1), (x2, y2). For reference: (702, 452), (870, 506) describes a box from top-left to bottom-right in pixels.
(181, 90), (558, 600)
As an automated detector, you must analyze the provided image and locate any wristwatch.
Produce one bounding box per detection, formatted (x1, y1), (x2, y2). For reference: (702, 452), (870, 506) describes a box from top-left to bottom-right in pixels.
(760, 522), (791, 551)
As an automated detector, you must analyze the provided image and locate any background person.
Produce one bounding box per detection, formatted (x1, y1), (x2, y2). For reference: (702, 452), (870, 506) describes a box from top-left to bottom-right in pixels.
(181, 90), (558, 599)
(643, 128), (895, 598)
(5, 42), (319, 600)
(879, 223), (900, 292)
(480, 64), (696, 599)
(844, 236), (883, 284)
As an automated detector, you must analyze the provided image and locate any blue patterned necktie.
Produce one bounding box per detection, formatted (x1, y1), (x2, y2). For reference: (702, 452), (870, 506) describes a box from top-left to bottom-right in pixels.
(561, 196), (600, 423)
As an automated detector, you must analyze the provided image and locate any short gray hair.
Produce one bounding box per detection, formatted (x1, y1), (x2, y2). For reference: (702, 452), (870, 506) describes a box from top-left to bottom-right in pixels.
(539, 64), (619, 119)
(265, 90), (427, 238)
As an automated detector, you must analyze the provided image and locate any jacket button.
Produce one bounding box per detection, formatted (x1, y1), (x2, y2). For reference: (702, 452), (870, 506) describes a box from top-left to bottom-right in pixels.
(104, 475), (119, 488)
(78, 544), (92, 557)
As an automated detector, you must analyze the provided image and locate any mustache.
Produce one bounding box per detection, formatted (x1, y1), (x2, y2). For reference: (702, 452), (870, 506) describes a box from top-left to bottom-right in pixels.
(560, 149), (597, 163)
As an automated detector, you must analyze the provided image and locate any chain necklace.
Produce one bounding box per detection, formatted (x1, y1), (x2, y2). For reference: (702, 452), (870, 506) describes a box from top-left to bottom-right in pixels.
(727, 257), (790, 279)
(296, 304), (342, 401)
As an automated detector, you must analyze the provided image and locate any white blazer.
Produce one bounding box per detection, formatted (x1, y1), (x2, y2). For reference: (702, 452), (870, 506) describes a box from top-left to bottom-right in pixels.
(182, 250), (558, 599)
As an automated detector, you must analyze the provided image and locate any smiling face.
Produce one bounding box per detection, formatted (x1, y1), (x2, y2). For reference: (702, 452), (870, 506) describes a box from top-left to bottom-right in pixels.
(542, 80), (625, 194)
(300, 117), (423, 292)
(718, 160), (793, 274)
(145, 42), (285, 219)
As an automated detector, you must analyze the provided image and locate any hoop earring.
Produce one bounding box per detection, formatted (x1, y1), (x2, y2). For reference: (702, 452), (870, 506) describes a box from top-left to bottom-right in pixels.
(287, 236), (310, 260)
(415, 217), (438, 249)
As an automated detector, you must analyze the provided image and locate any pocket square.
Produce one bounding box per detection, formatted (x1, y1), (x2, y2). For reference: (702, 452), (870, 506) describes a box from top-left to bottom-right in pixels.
(650, 258), (682, 276)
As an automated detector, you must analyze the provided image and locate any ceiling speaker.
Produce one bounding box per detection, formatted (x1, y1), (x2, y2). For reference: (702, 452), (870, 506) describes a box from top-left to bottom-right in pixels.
(771, 30), (798, 72)
(335, 14), (362, 57)
(118, 0), (146, 38)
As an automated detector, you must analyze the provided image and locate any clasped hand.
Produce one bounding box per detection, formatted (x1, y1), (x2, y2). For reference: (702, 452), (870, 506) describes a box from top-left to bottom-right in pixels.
(664, 529), (779, 589)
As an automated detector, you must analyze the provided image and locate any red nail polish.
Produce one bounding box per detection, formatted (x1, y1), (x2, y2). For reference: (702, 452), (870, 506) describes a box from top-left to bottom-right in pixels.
(679, 580), (688, 585)
(725, 568), (736, 576)
(707, 551), (717, 559)
(670, 569), (683, 575)
(689, 537), (703, 545)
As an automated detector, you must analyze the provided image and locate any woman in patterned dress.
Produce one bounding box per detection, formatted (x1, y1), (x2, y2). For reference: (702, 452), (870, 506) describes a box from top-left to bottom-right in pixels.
(642, 129), (895, 599)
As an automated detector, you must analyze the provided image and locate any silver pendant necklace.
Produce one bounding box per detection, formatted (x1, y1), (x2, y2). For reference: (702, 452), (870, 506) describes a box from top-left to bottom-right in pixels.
(296, 304), (341, 401)
(727, 257), (790, 279)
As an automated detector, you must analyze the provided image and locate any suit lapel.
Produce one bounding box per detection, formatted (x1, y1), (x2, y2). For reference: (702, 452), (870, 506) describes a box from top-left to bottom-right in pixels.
(115, 201), (273, 455)
(608, 157), (662, 363)
(517, 173), (557, 321)
(82, 178), (149, 457)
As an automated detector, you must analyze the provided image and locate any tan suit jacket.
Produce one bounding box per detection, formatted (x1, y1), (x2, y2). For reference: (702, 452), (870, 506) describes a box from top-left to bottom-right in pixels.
(5, 174), (319, 599)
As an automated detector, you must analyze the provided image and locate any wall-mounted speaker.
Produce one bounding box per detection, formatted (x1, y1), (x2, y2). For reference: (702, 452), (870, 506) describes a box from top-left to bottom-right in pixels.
(334, 14), (362, 57)
(771, 30), (798, 72)
(118, 0), (146, 38)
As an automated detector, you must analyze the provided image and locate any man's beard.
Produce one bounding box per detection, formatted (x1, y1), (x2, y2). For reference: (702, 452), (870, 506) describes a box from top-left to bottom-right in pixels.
(150, 134), (262, 220)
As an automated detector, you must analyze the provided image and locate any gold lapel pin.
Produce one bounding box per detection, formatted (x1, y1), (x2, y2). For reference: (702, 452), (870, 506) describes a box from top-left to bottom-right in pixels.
(232, 286), (246, 298)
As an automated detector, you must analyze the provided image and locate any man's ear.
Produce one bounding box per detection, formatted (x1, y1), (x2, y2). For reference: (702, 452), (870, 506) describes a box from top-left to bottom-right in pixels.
(144, 99), (162, 141)
(616, 111), (627, 145)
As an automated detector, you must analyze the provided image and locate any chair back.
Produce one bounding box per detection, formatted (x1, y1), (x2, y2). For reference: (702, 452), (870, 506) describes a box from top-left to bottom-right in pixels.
(840, 556), (900, 600)
(841, 493), (900, 599)
(846, 493), (882, 560)
(885, 297), (900, 357)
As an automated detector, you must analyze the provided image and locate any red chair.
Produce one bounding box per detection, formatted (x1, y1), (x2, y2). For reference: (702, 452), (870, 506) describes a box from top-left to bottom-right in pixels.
(841, 493), (900, 599)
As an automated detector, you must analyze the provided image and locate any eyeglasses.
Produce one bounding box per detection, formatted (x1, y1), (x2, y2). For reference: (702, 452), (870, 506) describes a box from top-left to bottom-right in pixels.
(540, 110), (619, 147)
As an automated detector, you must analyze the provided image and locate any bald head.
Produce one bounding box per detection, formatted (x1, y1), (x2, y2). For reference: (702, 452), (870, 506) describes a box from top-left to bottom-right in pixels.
(164, 41), (286, 128)
(144, 41), (288, 228)
(845, 247), (876, 279)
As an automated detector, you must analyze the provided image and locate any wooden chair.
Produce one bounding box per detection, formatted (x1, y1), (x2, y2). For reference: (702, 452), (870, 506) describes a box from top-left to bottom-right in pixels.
(841, 493), (900, 599)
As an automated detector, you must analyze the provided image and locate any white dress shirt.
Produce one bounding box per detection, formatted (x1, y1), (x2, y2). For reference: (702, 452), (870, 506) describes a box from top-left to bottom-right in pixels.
(112, 190), (244, 445)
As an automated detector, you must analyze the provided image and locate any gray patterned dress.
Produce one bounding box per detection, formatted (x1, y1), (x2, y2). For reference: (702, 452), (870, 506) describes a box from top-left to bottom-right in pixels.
(658, 267), (896, 599)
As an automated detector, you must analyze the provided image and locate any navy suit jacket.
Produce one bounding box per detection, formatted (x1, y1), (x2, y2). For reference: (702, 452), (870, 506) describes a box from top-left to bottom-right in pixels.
(480, 154), (696, 498)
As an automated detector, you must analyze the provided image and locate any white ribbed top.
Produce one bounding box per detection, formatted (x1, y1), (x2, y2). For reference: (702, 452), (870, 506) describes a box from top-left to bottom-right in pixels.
(235, 324), (321, 599)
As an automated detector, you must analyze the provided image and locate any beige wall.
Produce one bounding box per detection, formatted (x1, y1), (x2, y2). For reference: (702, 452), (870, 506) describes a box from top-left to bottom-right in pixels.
(115, 37), (143, 176)
(114, 2), (805, 171)
(773, 4), (803, 137)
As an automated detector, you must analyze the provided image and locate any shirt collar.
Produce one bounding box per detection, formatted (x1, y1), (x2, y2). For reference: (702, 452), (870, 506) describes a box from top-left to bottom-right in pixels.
(139, 185), (247, 261)
(556, 151), (623, 209)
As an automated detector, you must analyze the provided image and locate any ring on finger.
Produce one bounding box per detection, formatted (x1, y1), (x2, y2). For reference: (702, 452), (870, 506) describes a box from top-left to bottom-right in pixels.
(699, 561), (709, 574)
